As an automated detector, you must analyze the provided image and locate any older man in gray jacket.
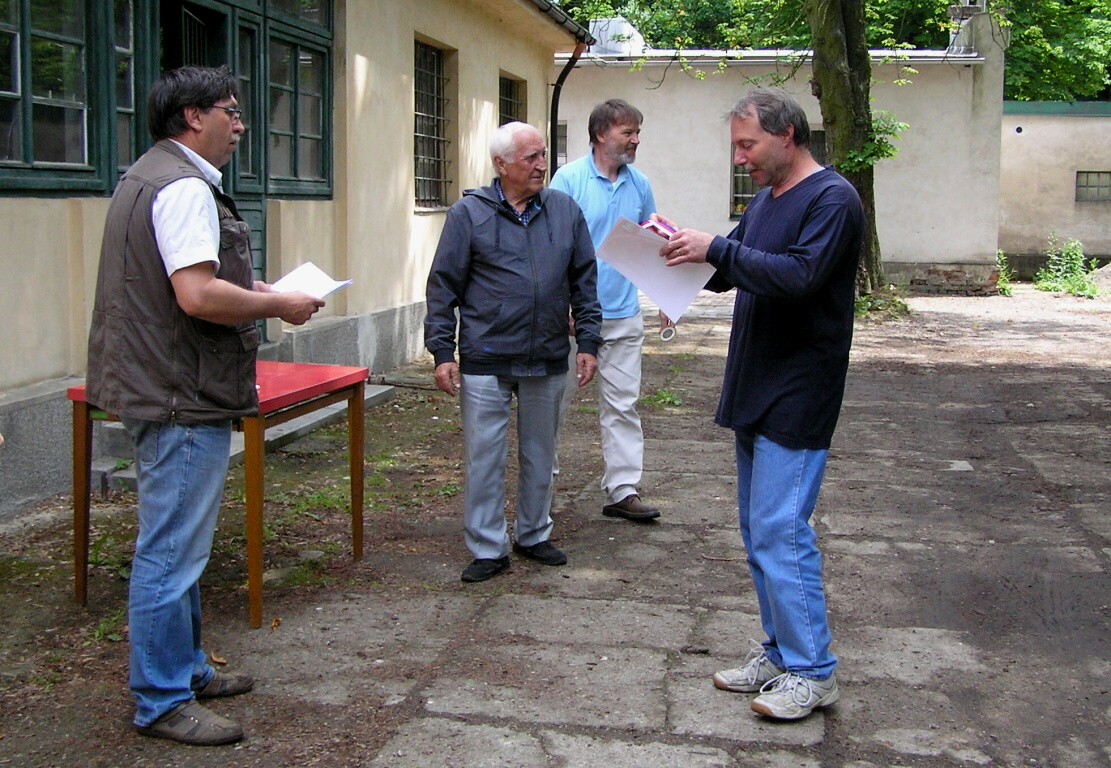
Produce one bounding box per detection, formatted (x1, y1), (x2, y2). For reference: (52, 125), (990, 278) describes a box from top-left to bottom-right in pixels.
(424, 122), (602, 583)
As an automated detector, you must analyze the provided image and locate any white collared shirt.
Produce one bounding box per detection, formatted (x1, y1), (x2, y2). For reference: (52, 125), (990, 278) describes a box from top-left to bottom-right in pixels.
(150, 140), (226, 277)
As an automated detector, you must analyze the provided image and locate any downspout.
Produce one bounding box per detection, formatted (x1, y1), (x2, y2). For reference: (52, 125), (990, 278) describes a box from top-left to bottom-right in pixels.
(550, 42), (588, 179)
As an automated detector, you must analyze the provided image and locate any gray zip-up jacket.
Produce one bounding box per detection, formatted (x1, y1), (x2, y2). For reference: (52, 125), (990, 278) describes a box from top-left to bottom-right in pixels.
(424, 182), (602, 376)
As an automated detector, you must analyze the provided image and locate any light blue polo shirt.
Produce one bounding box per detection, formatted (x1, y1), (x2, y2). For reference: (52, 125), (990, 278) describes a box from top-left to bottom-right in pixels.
(550, 153), (656, 319)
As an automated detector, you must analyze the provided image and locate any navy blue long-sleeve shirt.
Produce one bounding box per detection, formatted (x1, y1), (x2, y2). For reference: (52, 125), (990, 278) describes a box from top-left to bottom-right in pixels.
(705, 167), (864, 450)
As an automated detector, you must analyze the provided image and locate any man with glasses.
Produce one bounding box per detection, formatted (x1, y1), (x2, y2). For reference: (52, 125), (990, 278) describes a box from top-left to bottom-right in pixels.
(86, 66), (323, 745)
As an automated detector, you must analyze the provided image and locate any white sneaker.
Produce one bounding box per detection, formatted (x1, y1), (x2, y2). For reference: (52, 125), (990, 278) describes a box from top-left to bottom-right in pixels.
(751, 672), (839, 720)
(712, 645), (785, 693)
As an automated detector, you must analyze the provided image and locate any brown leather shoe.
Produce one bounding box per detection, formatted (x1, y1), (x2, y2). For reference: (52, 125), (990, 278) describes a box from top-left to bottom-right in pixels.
(602, 494), (660, 521)
(196, 669), (254, 699)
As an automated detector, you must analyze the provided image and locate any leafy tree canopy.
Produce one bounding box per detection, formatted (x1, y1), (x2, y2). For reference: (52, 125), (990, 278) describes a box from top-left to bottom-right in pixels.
(556, 0), (1111, 100)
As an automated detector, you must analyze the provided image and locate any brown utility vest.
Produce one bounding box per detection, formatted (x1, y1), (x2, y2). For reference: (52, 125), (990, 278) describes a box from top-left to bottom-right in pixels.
(86, 139), (261, 424)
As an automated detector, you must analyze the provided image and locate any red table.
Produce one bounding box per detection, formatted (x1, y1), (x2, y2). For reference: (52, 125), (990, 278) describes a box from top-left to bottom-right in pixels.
(68, 360), (369, 628)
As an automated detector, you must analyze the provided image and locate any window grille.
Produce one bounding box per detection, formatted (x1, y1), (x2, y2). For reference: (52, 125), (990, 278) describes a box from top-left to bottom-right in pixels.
(414, 40), (450, 208)
(498, 76), (524, 125)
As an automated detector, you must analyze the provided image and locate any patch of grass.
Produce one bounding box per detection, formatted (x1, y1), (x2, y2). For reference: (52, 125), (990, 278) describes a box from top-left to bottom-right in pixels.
(434, 482), (461, 497)
(640, 388), (682, 410)
(89, 607), (127, 644)
(366, 451), (399, 470)
(855, 287), (910, 320)
(1034, 235), (1099, 298)
(89, 533), (132, 580)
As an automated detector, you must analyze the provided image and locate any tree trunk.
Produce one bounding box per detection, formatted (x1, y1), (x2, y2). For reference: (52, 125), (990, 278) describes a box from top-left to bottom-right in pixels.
(804, 0), (882, 294)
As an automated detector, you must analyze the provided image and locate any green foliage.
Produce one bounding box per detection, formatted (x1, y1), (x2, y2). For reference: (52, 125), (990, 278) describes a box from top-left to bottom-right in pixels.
(1034, 235), (1100, 298)
(640, 388), (682, 410)
(994, 1), (1111, 101)
(995, 250), (1014, 297)
(839, 110), (909, 173)
(854, 287), (910, 320)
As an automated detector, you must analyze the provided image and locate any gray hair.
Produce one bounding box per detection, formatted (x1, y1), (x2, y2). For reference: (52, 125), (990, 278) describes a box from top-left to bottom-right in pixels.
(729, 87), (810, 148)
(489, 121), (542, 166)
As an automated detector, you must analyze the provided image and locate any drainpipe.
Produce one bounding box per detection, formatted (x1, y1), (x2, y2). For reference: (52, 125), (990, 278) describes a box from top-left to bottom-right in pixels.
(550, 42), (588, 179)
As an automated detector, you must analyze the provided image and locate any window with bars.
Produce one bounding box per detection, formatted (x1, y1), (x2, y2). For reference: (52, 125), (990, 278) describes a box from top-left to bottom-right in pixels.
(498, 75), (524, 125)
(731, 130), (826, 217)
(1075, 171), (1111, 202)
(414, 40), (450, 208)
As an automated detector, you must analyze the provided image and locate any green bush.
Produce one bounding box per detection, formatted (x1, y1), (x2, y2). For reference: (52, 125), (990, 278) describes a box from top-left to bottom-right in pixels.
(1034, 236), (1099, 298)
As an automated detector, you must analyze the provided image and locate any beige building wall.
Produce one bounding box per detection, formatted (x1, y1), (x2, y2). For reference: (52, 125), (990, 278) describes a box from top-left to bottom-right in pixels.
(0, 0), (585, 516)
(1000, 110), (1111, 259)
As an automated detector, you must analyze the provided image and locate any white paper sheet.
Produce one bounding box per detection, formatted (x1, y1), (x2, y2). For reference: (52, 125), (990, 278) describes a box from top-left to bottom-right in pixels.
(271, 261), (352, 300)
(596, 218), (716, 321)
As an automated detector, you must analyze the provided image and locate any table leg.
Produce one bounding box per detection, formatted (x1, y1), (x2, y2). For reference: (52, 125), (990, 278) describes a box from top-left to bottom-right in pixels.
(242, 416), (266, 629)
(349, 382), (365, 560)
(73, 401), (92, 605)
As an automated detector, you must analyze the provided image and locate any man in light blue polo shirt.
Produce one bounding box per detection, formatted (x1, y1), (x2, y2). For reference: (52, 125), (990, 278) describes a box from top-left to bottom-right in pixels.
(551, 99), (662, 522)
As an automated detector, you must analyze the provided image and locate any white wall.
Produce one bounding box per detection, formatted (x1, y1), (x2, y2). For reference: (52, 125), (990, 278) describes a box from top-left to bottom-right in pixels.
(1000, 110), (1111, 258)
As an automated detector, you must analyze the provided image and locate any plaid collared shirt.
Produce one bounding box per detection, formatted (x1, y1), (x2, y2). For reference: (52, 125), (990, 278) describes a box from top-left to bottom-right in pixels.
(494, 179), (541, 225)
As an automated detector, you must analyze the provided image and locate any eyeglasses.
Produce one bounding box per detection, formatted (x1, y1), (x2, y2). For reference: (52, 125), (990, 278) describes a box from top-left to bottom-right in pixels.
(212, 105), (244, 123)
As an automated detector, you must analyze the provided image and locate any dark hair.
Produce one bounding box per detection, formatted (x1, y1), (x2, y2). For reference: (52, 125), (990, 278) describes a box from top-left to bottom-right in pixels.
(587, 98), (644, 145)
(147, 66), (239, 141)
(729, 87), (810, 147)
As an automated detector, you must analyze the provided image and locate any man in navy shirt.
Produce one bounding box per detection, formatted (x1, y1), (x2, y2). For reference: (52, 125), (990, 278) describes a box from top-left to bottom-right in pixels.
(659, 87), (863, 721)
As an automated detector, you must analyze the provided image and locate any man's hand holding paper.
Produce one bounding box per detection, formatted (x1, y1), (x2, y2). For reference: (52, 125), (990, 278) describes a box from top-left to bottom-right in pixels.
(595, 216), (715, 322)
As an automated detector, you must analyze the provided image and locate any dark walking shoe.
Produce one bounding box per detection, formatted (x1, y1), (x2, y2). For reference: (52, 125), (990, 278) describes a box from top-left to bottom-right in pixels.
(461, 556), (511, 583)
(512, 540), (567, 566)
(136, 700), (244, 746)
(602, 494), (660, 521)
(196, 669), (254, 699)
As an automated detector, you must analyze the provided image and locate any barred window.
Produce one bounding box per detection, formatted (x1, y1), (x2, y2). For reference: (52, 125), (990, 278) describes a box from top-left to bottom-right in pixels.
(498, 75), (525, 125)
(414, 40), (450, 208)
(1076, 171), (1111, 202)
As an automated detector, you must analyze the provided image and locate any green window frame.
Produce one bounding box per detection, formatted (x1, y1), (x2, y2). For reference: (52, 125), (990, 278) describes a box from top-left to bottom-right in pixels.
(265, 30), (328, 193)
(0, 1), (134, 192)
(0, 0), (333, 197)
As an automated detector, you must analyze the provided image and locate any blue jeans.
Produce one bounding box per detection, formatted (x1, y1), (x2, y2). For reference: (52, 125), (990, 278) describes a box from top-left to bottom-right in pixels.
(123, 418), (231, 726)
(460, 373), (563, 559)
(735, 431), (837, 679)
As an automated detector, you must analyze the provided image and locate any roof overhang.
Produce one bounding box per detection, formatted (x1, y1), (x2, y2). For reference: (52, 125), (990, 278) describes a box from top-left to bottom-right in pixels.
(466, 0), (594, 51)
(556, 48), (985, 67)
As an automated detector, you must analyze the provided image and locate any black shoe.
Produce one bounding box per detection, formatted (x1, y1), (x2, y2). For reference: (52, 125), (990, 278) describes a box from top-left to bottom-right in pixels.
(512, 540), (567, 566)
(602, 494), (661, 521)
(461, 556), (510, 583)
